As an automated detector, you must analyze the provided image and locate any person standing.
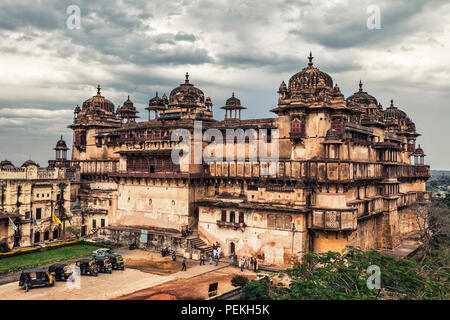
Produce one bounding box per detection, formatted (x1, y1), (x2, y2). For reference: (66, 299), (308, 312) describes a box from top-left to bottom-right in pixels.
(240, 257), (245, 272)
(209, 252), (213, 265)
(200, 253), (205, 265)
(215, 253), (219, 266)
(181, 257), (187, 271)
(250, 257), (254, 269)
(253, 258), (258, 271)
(233, 253), (238, 266)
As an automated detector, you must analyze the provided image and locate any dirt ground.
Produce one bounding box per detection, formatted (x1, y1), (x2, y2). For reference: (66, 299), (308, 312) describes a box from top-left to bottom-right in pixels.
(0, 248), (251, 300)
(115, 266), (258, 300)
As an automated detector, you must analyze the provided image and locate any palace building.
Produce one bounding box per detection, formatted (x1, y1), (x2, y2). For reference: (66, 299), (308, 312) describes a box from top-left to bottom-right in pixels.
(0, 142), (73, 251)
(66, 53), (430, 265)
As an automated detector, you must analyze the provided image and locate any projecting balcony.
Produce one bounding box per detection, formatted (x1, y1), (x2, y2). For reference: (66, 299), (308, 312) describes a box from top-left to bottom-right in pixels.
(307, 209), (357, 232)
(289, 132), (304, 141)
(216, 220), (246, 229)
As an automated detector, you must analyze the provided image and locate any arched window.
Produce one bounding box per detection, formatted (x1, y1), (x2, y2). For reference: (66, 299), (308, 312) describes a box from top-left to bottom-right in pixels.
(34, 232), (40, 243)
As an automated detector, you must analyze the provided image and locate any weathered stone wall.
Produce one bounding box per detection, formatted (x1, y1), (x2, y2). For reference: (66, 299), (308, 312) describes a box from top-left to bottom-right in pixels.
(114, 182), (190, 230)
(198, 206), (307, 265)
(93, 227), (187, 254)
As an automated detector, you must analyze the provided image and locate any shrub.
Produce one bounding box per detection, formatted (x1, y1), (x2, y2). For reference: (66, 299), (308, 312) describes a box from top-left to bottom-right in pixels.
(231, 275), (249, 287)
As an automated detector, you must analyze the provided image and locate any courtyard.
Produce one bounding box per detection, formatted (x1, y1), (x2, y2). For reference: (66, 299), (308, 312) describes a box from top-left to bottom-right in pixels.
(0, 248), (258, 300)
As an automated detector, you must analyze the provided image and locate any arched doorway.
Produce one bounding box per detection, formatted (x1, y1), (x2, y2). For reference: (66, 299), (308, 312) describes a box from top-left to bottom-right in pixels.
(34, 232), (40, 243)
(44, 231), (49, 241)
(53, 229), (59, 240)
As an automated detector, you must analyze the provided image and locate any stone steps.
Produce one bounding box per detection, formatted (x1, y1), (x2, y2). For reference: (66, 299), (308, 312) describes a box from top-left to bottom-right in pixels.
(188, 236), (213, 254)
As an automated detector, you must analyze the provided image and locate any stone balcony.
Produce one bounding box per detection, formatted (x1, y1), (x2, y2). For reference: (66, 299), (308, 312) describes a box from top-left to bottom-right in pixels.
(216, 220), (246, 229)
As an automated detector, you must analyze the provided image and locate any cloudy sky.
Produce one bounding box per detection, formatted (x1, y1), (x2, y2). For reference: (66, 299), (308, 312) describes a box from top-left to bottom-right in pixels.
(0, 0), (449, 169)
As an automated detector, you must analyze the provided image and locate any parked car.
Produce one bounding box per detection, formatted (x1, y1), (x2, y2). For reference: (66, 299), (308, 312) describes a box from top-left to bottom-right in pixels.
(75, 259), (98, 276)
(48, 263), (73, 281)
(93, 256), (112, 273)
(92, 248), (125, 270)
(19, 269), (54, 292)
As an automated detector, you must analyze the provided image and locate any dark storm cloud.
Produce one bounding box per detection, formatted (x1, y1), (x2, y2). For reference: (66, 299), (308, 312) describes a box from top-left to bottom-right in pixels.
(216, 51), (361, 75)
(288, 0), (446, 49)
(0, 1), (62, 30)
(0, 0), (448, 168)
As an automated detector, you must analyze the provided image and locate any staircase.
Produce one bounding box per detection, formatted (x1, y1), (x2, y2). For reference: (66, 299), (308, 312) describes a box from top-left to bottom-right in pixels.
(186, 233), (213, 255)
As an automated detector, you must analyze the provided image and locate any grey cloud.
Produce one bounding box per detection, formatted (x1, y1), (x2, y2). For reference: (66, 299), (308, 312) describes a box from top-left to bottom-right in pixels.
(288, 0), (436, 49)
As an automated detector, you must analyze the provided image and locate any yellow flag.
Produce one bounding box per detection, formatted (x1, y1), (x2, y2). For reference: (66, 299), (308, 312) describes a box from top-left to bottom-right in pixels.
(52, 213), (62, 225)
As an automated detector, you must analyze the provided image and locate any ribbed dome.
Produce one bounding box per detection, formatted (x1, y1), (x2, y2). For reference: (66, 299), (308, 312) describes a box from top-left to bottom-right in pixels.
(55, 135), (68, 150)
(149, 92), (166, 107)
(121, 96), (135, 111)
(325, 128), (341, 141)
(414, 145), (425, 156)
(225, 92), (241, 106)
(82, 85), (115, 114)
(278, 81), (287, 93)
(288, 53), (333, 93)
(384, 100), (407, 120)
(346, 81), (378, 105)
(21, 160), (39, 168)
(169, 72), (205, 107)
(0, 160), (14, 169)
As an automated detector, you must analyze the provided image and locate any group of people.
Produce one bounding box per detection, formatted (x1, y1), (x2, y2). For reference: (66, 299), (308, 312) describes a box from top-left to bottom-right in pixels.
(181, 243), (223, 271)
(179, 243), (259, 273)
(233, 253), (258, 272)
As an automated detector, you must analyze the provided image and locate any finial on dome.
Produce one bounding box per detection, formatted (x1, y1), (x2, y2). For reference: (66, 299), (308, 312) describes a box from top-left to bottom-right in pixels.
(185, 72), (189, 84)
(359, 80), (363, 92)
(232, 92), (235, 97)
(127, 95), (130, 100)
(156, 91), (159, 97)
(390, 99), (394, 107)
(97, 84), (101, 95)
(308, 52), (314, 67)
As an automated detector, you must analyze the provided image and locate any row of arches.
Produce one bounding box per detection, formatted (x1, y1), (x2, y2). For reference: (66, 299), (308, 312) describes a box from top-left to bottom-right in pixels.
(33, 229), (59, 244)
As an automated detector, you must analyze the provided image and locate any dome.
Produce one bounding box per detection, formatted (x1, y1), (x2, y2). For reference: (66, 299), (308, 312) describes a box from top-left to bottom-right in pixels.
(21, 160), (39, 168)
(0, 160), (14, 169)
(288, 52), (333, 93)
(346, 81), (378, 105)
(225, 92), (241, 107)
(74, 105), (81, 113)
(278, 81), (287, 93)
(325, 128), (341, 141)
(384, 100), (407, 120)
(221, 92), (246, 111)
(55, 135), (68, 150)
(414, 145), (425, 156)
(82, 85), (115, 114)
(169, 72), (205, 107)
(121, 95), (135, 111)
(406, 117), (416, 130)
(149, 92), (166, 107)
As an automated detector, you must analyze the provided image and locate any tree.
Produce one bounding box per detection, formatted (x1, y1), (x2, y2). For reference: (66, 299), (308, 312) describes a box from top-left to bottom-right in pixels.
(286, 246), (447, 300)
(240, 276), (289, 300)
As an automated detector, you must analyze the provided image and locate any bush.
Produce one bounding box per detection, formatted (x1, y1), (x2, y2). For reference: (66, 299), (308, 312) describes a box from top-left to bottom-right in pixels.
(240, 278), (273, 300)
(231, 275), (249, 287)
